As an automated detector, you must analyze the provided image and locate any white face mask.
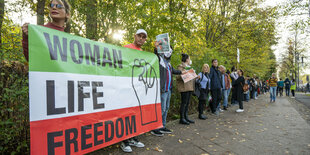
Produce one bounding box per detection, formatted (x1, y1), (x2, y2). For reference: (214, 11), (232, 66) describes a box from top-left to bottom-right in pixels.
(164, 48), (173, 58)
(189, 60), (192, 65)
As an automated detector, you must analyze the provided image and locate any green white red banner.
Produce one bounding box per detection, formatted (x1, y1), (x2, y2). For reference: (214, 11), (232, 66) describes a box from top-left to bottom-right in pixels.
(28, 25), (162, 155)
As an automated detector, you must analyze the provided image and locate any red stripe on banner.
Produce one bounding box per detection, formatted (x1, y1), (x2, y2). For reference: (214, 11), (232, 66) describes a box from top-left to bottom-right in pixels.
(30, 103), (162, 155)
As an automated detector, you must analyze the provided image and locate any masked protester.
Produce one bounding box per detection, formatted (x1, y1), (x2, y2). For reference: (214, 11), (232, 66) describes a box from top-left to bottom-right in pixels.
(151, 45), (184, 136)
(176, 53), (196, 125)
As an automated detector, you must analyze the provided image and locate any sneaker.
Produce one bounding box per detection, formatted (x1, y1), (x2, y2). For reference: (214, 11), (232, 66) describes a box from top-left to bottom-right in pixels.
(236, 109), (244, 113)
(151, 130), (164, 137)
(120, 142), (132, 153)
(160, 128), (172, 134)
(255, 97), (258, 100)
(129, 138), (145, 148)
(223, 106), (228, 110)
(219, 108), (224, 112)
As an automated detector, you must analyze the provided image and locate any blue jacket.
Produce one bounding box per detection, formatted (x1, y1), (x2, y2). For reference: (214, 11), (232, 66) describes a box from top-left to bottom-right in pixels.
(209, 66), (222, 90)
(284, 78), (291, 88)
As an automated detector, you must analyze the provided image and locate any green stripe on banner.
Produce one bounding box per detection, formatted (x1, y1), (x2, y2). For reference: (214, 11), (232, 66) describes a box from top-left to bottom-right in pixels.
(28, 25), (159, 78)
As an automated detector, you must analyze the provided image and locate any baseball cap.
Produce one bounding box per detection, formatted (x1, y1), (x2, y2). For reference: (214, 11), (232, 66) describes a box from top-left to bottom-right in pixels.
(136, 29), (147, 37)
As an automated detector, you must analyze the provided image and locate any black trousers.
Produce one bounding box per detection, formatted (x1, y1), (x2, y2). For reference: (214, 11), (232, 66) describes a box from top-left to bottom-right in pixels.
(180, 91), (192, 118)
(198, 99), (206, 114)
(210, 89), (221, 113)
(250, 90), (255, 99)
(291, 90), (295, 97)
(238, 99), (243, 109)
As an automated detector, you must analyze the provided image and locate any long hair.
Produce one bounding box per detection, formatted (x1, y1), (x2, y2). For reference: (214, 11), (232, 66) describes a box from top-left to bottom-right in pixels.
(201, 64), (209, 72)
(49, 0), (71, 24)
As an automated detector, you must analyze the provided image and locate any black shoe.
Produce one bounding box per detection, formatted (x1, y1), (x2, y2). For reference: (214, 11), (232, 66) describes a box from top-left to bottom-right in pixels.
(186, 118), (195, 123)
(151, 130), (164, 137)
(223, 106), (227, 110)
(185, 112), (195, 123)
(160, 128), (172, 134)
(179, 119), (190, 125)
(198, 114), (207, 120)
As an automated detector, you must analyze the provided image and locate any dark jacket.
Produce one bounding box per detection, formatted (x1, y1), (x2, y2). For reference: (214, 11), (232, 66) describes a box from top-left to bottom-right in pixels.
(209, 66), (222, 90)
(158, 56), (181, 93)
(284, 78), (291, 89)
(233, 76), (245, 101)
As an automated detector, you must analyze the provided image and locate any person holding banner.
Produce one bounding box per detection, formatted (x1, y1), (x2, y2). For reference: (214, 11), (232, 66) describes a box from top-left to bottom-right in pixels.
(22, 0), (71, 61)
(151, 45), (184, 136)
(124, 29), (147, 51)
(176, 53), (196, 125)
(121, 29), (147, 153)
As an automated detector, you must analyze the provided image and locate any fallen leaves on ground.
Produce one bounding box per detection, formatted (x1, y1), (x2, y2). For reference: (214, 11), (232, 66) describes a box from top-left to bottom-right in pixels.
(178, 139), (183, 143)
(154, 147), (163, 152)
(210, 137), (216, 141)
(208, 145), (213, 148)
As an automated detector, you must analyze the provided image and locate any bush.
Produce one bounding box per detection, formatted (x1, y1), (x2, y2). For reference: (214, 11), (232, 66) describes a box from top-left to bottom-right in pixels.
(0, 60), (29, 155)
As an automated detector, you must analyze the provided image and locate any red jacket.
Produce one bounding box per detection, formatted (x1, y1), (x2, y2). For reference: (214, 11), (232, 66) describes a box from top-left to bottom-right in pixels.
(224, 73), (231, 90)
(22, 22), (65, 61)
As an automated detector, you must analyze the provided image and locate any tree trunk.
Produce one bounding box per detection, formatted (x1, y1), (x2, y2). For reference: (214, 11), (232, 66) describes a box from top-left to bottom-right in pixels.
(0, 0), (4, 48)
(86, 0), (97, 40)
(37, 0), (46, 25)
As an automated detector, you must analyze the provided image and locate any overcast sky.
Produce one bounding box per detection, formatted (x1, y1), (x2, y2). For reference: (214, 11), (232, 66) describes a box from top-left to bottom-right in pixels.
(6, 0), (310, 75)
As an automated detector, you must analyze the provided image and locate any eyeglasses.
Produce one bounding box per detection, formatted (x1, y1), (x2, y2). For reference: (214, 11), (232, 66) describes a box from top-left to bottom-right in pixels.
(50, 3), (65, 9)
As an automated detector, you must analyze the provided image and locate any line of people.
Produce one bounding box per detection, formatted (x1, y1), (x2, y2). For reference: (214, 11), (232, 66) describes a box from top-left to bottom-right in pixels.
(19, 1), (259, 153)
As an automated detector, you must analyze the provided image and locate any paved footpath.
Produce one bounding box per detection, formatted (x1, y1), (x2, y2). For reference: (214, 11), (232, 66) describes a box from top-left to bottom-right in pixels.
(90, 94), (310, 155)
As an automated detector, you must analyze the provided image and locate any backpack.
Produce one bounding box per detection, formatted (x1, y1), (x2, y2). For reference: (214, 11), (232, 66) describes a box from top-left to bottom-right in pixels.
(243, 83), (249, 92)
(193, 73), (204, 97)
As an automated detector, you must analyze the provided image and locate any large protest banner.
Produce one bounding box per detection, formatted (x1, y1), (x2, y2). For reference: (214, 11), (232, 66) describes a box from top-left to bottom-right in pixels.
(28, 25), (162, 155)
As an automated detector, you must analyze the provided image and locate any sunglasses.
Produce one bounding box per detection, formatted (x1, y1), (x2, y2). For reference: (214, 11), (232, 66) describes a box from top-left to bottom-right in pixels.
(50, 3), (65, 9)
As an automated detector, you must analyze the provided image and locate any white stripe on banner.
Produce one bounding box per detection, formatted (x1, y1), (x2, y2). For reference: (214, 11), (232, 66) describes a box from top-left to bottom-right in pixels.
(29, 72), (160, 122)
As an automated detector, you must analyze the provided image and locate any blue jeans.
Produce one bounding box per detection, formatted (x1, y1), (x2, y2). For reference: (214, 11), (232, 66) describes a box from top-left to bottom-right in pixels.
(222, 89), (229, 107)
(246, 91), (250, 101)
(254, 91), (257, 98)
(270, 87), (277, 101)
(161, 90), (171, 127)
